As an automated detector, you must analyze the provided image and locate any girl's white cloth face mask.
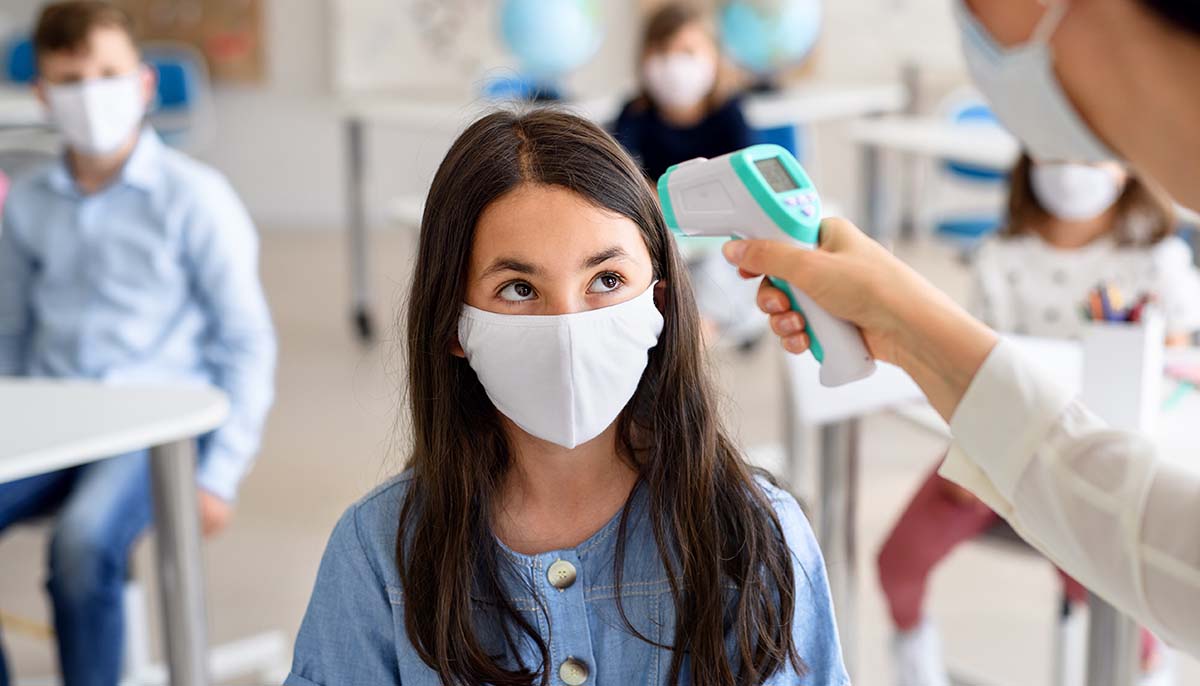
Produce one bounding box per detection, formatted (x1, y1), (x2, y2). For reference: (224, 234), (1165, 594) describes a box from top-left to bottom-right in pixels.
(1031, 162), (1124, 221)
(45, 71), (146, 157)
(458, 282), (665, 449)
(643, 52), (716, 111)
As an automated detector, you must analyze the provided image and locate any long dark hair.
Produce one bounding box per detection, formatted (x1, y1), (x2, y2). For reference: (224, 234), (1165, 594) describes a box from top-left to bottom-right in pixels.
(397, 109), (802, 685)
(1140, 0), (1200, 36)
(1004, 153), (1176, 246)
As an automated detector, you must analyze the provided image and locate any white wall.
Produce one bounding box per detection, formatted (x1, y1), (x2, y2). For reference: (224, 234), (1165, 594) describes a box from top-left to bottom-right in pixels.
(4, 0), (968, 232)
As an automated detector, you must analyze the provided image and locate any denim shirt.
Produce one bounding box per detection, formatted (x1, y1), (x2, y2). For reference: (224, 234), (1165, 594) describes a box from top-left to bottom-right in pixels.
(286, 473), (849, 685)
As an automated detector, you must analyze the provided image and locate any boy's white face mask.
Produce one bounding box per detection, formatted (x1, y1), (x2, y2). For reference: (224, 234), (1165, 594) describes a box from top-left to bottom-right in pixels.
(458, 282), (664, 449)
(643, 53), (716, 111)
(1031, 162), (1124, 221)
(45, 71), (146, 157)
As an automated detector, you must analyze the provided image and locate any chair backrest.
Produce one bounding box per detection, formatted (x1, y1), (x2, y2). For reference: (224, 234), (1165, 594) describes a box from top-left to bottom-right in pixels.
(0, 147), (56, 221)
(753, 124), (806, 161)
(0, 147), (56, 179)
(481, 75), (562, 102)
(142, 42), (214, 150)
(3, 36), (35, 84)
(938, 89), (1009, 183)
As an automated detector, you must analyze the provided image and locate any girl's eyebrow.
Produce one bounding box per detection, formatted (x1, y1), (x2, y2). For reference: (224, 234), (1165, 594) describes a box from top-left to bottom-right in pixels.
(481, 257), (541, 278)
(582, 246), (630, 269)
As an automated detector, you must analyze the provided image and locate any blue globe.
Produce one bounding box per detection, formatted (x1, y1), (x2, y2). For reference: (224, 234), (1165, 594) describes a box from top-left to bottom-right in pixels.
(719, 0), (822, 77)
(499, 0), (603, 81)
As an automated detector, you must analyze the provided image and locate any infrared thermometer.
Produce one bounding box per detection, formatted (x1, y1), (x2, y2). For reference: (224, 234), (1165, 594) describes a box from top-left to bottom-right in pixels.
(658, 144), (875, 387)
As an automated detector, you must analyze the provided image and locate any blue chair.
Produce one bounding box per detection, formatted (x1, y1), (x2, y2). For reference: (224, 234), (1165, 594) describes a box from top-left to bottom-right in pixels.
(142, 42), (214, 150)
(931, 93), (1010, 253)
(3, 35), (35, 83)
(753, 124), (804, 161)
(481, 74), (563, 102)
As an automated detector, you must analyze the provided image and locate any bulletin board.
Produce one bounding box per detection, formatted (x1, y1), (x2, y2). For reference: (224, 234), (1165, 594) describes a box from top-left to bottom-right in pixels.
(116, 0), (266, 83)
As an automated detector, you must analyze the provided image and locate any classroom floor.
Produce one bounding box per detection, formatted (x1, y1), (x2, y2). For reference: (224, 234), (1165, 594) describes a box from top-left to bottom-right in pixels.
(0, 230), (1196, 685)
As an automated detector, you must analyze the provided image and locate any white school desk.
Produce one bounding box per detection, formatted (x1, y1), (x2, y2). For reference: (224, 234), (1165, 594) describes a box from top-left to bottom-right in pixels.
(340, 81), (908, 341)
(843, 116), (1020, 243)
(786, 337), (1190, 686)
(0, 379), (229, 686)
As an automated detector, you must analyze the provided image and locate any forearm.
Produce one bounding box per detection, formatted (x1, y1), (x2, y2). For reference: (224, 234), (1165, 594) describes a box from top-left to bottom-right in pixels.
(199, 331), (276, 500)
(941, 347), (1200, 651)
(881, 265), (999, 422)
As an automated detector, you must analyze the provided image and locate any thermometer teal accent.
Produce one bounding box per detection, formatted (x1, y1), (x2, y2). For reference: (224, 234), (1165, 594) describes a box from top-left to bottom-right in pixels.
(658, 144), (876, 387)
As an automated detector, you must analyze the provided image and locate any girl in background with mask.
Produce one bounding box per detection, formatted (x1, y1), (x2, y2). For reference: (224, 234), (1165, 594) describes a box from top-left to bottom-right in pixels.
(287, 110), (848, 686)
(613, 2), (750, 181)
(876, 154), (1200, 686)
(615, 2), (765, 347)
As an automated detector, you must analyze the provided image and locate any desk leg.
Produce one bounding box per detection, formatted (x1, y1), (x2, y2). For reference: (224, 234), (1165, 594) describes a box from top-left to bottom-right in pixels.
(149, 440), (209, 686)
(1086, 596), (1138, 686)
(345, 117), (374, 343)
(817, 419), (859, 676)
(858, 143), (886, 246)
(898, 62), (921, 243)
(782, 356), (808, 496)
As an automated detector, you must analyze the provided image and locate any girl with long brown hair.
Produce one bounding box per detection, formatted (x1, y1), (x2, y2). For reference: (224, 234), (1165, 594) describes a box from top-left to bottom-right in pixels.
(285, 109), (847, 685)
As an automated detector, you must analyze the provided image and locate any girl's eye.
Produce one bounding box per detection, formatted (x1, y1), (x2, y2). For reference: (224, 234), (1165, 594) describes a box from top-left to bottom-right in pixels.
(589, 272), (623, 294)
(499, 281), (536, 302)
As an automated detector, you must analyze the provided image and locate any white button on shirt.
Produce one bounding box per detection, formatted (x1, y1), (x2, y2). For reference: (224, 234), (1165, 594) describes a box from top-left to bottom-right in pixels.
(941, 340), (1200, 654)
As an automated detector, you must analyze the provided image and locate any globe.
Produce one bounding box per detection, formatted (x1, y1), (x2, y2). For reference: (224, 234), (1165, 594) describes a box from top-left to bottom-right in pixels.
(499, 0), (603, 82)
(718, 0), (822, 77)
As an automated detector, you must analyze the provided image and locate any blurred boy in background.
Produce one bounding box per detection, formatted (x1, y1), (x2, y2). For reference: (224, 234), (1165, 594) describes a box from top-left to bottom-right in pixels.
(0, 3), (275, 684)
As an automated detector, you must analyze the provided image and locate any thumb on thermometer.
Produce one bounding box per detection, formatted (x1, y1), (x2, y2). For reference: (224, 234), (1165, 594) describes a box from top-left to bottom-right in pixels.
(721, 217), (856, 282)
(721, 239), (822, 289)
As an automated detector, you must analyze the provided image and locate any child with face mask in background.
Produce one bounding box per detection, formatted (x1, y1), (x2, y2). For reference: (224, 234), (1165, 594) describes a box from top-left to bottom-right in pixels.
(613, 2), (750, 181)
(877, 154), (1200, 686)
(615, 2), (765, 346)
(287, 110), (849, 686)
(0, 3), (275, 684)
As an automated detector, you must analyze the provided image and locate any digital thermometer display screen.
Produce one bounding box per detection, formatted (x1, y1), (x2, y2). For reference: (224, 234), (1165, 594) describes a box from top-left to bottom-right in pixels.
(755, 158), (800, 193)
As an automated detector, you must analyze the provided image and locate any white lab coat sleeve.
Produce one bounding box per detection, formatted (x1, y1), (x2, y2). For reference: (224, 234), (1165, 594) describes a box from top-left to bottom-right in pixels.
(939, 339), (1200, 655)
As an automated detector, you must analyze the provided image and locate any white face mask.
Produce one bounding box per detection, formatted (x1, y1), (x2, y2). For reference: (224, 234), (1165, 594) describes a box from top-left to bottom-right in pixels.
(643, 53), (716, 111)
(45, 72), (146, 157)
(1031, 162), (1124, 221)
(954, 0), (1117, 163)
(458, 282), (664, 449)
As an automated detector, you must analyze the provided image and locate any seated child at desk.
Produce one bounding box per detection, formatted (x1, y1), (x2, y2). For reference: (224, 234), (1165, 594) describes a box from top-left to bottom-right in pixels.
(877, 154), (1200, 686)
(287, 110), (848, 685)
(612, 2), (750, 180)
(615, 2), (765, 347)
(0, 3), (275, 684)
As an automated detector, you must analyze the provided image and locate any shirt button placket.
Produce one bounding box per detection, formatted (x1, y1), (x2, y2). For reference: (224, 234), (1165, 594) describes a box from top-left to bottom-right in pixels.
(540, 553), (596, 685)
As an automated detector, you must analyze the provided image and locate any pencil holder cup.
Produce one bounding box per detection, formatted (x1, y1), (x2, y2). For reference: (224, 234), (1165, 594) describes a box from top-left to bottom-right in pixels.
(1081, 308), (1164, 433)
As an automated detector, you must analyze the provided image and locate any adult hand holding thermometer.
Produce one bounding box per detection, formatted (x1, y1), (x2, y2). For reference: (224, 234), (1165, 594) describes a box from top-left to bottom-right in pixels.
(658, 144), (876, 386)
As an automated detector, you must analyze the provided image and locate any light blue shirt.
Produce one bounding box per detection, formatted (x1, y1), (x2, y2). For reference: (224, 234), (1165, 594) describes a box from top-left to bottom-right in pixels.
(286, 473), (849, 685)
(0, 128), (276, 501)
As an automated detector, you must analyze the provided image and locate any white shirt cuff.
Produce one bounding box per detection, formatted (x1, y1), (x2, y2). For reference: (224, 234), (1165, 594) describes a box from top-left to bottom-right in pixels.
(943, 338), (1075, 501)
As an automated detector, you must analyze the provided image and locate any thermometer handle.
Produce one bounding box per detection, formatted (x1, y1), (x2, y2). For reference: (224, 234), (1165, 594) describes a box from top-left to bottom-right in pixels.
(768, 275), (876, 387)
